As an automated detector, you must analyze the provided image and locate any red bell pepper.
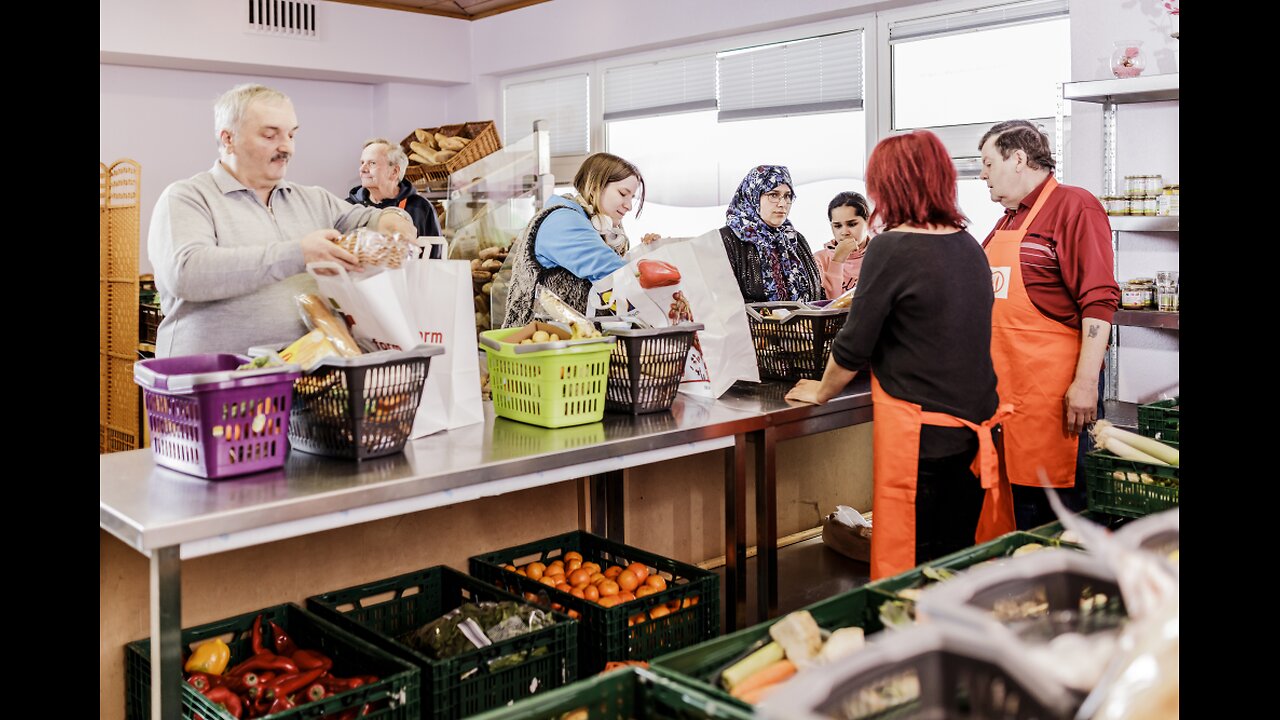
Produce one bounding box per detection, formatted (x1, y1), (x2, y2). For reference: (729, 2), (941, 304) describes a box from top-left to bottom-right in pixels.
(637, 259), (681, 289)
(269, 620), (298, 656)
(227, 652), (298, 677)
(203, 686), (244, 719)
(291, 649), (333, 672)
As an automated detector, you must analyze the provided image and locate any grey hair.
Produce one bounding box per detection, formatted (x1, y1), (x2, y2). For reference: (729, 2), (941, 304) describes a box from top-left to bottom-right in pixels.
(213, 83), (291, 147)
(363, 138), (409, 181)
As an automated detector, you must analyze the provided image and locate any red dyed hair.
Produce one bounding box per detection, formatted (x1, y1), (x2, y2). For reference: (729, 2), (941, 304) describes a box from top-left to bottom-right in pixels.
(865, 130), (968, 231)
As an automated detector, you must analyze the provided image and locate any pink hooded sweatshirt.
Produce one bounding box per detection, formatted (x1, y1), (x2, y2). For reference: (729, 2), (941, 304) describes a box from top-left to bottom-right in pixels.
(814, 237), (869, 300)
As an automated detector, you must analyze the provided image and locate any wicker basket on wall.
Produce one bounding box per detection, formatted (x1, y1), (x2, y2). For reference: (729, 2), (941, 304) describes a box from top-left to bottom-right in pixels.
(401, 121), (502, 187)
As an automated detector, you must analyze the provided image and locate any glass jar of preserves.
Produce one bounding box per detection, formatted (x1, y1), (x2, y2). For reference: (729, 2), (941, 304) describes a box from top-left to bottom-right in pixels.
(1121, 279), (1156, 309)
(1144, 174), (1164, 196)
(1158, 184), (1180, 216)
(1124, 175), (1145, 197)
(1104, 196), (1127, 216)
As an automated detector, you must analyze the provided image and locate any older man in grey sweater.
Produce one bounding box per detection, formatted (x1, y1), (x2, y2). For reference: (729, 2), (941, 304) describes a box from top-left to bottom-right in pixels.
(147, 83), (416, 357)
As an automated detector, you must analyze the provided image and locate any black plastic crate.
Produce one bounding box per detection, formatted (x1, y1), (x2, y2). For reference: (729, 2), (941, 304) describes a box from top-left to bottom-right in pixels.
(251, 345), (443, 460)
(307, 565), (576, 719)
(653, 585), (892, 713)
(124, 602), (419, 720)
(470, 531), (719, 676)
(466, 665), (755, 720)
(745, 302), (848, 380)
(602, 323), (702, 415)
(754, 624), (1078, 720)
(139, 303), (162, 345)
(1136, 397), (1179, 443)
(1084, 449), (1179, 519)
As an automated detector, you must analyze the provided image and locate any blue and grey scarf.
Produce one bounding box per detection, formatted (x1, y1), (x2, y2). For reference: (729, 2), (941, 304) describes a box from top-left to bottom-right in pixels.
(725, 165), (805, 302)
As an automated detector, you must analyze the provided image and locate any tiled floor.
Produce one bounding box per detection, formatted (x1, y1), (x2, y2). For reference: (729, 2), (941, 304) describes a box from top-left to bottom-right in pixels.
(713, 535), (870, 634)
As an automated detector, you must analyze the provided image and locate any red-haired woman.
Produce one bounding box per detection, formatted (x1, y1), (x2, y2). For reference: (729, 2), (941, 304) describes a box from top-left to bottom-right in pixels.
(785, 131), (1016, 579)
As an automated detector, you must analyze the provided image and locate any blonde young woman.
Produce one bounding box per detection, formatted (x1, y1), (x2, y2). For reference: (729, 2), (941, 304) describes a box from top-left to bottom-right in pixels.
(503, 152), (650, 327)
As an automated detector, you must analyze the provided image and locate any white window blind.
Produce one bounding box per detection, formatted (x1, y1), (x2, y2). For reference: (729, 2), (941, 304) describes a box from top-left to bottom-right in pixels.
(716, 30), (864, 122)
(603, 54), (718, 121)
(504, 74), (590, 157)
(889, 0), (1069, 43)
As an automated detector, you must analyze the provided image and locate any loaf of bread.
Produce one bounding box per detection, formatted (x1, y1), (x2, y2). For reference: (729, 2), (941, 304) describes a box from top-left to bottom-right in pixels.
(295, 294), (362, 358)
(439, 136), (470, 152)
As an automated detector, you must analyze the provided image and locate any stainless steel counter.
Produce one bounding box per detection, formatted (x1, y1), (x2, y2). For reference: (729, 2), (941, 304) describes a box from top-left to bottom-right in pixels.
(100, 379), (874, 718)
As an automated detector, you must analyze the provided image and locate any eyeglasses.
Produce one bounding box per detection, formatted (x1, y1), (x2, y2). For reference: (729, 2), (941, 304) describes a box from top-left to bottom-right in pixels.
(761, 190), (795, 205)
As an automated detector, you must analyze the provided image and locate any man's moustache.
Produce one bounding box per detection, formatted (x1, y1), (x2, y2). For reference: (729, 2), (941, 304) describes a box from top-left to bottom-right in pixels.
(273, 153), (291, 162)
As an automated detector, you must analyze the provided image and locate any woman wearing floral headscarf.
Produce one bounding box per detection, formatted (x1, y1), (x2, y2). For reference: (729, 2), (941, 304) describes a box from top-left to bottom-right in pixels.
(719, 165), (825, 303)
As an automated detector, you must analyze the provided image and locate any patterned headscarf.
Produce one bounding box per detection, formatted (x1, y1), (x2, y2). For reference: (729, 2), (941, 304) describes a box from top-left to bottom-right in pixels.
(726, 165), (805, 302)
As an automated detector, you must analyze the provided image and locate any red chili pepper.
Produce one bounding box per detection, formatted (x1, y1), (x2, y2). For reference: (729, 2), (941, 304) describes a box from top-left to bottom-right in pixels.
(291, 649), (333, 672)
(269, 620), (298, 656)
(297, 682), (327, 704)
(637, 259), (681, 289)
(222, 671), (259, 696)
(185, 672), (226, 692)
(204, 686), (244, 719)
(251, 615), (267, 656)
(227, 652), (298, 676)
(320, 675), (366, 693)
(264, 667), (326, 701)
(267, 695), (296, 714)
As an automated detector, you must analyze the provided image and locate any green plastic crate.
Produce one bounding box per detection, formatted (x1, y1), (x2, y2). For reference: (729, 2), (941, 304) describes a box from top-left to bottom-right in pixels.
(307, 566), (577, 720)
(1026, 510), (1130, 544)
(1084, 449), (1179, 518)
(1136, 397), (1179, 443)
(467, 666), (754, 720)
(867, 532), (1071, 602)
(125, 603), (419, 720)
(470, 531), (719, 676)
(479, 327), (614, 428)
(653, 585), (893, 713)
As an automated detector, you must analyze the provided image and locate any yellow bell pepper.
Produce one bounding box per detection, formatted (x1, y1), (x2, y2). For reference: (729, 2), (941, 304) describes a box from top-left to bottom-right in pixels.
(183, 637), (231, 675)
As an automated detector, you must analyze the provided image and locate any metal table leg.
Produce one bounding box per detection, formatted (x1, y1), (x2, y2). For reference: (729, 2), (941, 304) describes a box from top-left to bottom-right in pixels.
(588, 470), (625, 542)
(150, 545), (182, 720)
(724, 435), (748, 632)
(755, 426), (778, 623)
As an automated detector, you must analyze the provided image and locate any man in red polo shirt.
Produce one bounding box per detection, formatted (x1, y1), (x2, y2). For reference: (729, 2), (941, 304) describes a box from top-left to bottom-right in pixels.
(978, 120), (1119, 528)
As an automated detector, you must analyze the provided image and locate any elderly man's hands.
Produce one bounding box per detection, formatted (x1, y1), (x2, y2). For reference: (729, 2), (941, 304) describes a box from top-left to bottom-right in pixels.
(301, 229), (362, 274)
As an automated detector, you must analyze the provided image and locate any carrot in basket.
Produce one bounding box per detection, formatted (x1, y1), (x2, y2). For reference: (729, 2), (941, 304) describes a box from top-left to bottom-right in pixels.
(738, 680), (787, 706)
(729, 658), (796, 700)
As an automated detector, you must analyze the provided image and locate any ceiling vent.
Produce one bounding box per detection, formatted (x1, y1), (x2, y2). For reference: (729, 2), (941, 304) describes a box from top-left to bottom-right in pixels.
(247, 0), (317, 38)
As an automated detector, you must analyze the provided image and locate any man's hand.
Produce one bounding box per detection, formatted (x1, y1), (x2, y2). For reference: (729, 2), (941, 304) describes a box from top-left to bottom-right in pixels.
(785, 379), (826, 406)
(641, 233), (662, 245)
(376, 212), (417, 240)
(1063, 376), (1099, 437)
(301, 229), (362, 274)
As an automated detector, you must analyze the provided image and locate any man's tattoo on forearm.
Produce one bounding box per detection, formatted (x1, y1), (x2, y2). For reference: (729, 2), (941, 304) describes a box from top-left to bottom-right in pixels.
(1088, 325), (1099, 338)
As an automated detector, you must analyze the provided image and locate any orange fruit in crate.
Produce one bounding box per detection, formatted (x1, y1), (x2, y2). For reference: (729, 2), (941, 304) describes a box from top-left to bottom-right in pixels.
(570, 587), (586, 599)
(564, 551), (584, 563)
(581, 562), (601, 574)
(567, 559), (583, 573)
(524, 592), (540, 602)
(626, 562), (649, 582)
(526, 562), (546, 581)
(547, 561), (565, 576)
(589, 572), (607, 586)
(584, 585), (600, 602)
(649, 606), (671, 620)
(569, 569), (592, 587)
(604, 566), (623, 580)
(598, 595), (621, 608)
(556, 582), (573, 593)
(567, 609), (581, 619)
(515, 567), (527, 577)
(645, 575), (668, 592)
(630, 613), (646, 626)
(598, 580), (620, 597)
(616, 591), (636, 603)
(539, 576), (558, 588)
(635, 586), (658, 599)
(616, 570), (640, 592)
(502, 563), (517, 572)
(683, 596), (699, 608)
(666, 599), (682, 612)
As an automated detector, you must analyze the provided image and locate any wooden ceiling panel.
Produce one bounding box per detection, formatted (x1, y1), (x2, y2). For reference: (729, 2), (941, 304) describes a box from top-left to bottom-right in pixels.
(327, 0), (551, 20)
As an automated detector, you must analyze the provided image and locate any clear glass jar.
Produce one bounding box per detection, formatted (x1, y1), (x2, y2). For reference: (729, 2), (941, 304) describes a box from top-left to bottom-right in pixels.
(1105, 196), (1129, 216)
(1139, 196), (1159, 216)
(1121, 281), (1155, 309)
(1143, 174), (1164, 196)
(1112, 40), (1146, 78)
(1124, 175), (1145, 198)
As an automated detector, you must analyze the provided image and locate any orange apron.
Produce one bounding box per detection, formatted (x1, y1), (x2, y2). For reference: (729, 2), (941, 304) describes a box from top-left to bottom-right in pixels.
(986, 177), (1081, 488)
(869, 375), (1015, 580)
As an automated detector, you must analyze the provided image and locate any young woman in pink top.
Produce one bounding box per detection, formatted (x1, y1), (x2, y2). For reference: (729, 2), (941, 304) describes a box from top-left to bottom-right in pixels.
(815, 192), (873, 299)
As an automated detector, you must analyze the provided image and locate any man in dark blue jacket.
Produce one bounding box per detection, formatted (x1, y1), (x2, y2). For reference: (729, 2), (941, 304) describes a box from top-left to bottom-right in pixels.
(347, 138), (442, 238)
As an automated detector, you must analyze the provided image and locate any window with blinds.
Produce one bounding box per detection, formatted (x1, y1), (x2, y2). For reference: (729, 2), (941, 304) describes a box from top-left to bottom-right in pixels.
(602, 54), (717, 121)
(888, 0), (1068, 43)
(504, 74), (590, 157)
(716, 30), (864, 122)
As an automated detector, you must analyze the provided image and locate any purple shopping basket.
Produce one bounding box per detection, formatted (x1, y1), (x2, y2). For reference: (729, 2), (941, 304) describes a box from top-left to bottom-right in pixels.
(134, 354), (302, 479)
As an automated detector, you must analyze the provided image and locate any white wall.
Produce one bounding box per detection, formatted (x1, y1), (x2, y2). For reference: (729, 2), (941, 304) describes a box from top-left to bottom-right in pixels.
(100, 64), (450, 273)
(1066, 0), (1180, 404)
(100, 0), (471, 84)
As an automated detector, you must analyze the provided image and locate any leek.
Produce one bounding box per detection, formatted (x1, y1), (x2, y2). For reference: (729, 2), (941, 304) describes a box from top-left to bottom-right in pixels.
(1092, 420), (1179, 466)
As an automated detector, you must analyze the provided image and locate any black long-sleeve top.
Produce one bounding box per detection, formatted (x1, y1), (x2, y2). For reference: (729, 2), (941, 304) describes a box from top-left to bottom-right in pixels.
(830, 229), (1000, 458)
